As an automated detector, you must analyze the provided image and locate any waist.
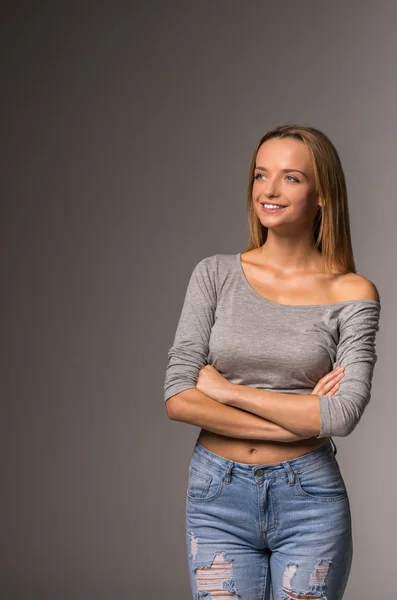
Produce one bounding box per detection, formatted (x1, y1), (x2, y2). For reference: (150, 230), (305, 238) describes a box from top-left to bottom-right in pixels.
(197, 429), (334, 464)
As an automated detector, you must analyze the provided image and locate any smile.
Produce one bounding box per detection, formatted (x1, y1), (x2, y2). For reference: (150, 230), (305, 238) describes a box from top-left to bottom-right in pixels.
(260, 203), (287, 213)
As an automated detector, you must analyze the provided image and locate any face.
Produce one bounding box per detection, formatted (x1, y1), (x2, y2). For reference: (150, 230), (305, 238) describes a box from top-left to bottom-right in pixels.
(252, 137), (320, 231)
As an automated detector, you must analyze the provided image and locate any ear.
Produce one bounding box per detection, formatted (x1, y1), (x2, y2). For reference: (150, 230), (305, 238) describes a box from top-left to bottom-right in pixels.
(315, 192), (323, 209)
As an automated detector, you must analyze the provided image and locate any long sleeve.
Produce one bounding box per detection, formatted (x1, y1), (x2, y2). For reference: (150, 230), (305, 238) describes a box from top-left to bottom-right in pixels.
(164, 255), (218, 403)
(316, 301), (381, 438)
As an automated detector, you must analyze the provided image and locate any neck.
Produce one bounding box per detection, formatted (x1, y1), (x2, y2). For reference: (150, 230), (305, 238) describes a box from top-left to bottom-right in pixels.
(259, 231), (323, 274)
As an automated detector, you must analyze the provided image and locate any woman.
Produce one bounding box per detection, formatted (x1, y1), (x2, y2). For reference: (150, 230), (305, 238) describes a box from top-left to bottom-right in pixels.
(164, 124), (381, 600)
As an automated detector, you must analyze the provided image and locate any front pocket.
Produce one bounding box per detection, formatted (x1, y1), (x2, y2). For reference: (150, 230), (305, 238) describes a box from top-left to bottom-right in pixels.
(186, 461), (225, 502)
(295, 458), (348, 502)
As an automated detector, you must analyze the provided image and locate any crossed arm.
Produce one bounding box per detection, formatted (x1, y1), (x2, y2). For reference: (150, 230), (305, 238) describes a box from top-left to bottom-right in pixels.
(194, 364), (324, 438)
(228, 386), (320, 437)
(166, 387), (312, 443)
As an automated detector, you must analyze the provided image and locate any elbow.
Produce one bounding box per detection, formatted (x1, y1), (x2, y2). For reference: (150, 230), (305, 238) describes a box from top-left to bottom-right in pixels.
(317, 391), (369, 438)
(331, 420), (357, 438)
(316, 418), (356, 439)
(164, 387), (196, 420)
(165, 394), (183, 420)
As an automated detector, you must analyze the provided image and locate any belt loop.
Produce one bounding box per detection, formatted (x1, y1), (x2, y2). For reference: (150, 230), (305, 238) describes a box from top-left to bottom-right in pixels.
(330, 437), (337, 456)
(282, 461), (295, 486)
(224, 461), (233, 484)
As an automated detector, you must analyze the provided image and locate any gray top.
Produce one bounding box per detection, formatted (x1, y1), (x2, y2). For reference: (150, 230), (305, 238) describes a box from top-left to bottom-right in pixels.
(164, 253), (381, 438)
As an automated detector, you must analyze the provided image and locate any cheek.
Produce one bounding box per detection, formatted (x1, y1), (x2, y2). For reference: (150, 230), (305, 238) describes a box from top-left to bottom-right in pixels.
(252, 188), (266, 206)
(252, 194), (261, 214)
(288, 195), (311, 214)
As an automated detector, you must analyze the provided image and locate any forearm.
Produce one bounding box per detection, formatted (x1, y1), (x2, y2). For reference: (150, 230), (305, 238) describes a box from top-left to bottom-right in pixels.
(166, 388), (309, 442)
(228, 385), (321, 437)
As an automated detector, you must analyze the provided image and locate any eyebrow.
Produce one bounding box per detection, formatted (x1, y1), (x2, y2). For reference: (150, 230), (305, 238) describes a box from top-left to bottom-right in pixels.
(255, 166), (309, 179)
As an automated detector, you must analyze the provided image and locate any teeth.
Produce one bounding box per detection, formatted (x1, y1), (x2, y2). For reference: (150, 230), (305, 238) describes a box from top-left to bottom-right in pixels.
(262, 204), (284, 209)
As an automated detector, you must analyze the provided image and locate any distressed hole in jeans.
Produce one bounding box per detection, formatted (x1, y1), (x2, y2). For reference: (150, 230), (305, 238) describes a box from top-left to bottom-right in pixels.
(282, 590), (322, 600)
(281, 559), (332, 599)
(190, 534), (198, 562)
(194, 551), (239, 598)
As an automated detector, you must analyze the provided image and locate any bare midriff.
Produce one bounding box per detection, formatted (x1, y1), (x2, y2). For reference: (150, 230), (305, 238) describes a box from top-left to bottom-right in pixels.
(197, 429), (329, 465)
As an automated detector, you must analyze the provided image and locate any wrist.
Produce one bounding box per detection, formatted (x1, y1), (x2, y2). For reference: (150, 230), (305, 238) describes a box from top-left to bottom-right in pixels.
(228, 383), (244, 406)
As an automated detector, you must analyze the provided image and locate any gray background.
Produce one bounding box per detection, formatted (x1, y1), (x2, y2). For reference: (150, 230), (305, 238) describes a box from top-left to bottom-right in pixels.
(2, 1), (395, 598)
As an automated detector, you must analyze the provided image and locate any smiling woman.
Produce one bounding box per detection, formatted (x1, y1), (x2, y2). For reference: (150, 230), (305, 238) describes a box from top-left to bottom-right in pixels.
(164, 124), (381, 600)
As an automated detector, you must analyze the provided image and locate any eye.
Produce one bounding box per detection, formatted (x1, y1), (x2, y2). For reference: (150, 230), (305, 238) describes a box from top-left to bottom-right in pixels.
(253, 173), (300, 182)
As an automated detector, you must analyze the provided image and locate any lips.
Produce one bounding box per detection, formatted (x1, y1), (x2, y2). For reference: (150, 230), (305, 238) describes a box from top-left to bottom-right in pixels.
(260, 202), (287, 214)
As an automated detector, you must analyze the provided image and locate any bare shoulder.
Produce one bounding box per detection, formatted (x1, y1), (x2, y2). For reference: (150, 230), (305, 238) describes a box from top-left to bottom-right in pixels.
(333, 272), (380, 303)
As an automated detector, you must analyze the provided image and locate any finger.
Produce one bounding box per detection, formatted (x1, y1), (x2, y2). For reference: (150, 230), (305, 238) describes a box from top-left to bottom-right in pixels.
(322, 370), (344, 388)
(328, 382), (340, 395)
(328, 371), (344, 386)
(315, 372), (344, 395)
(320, 368), (344, 385)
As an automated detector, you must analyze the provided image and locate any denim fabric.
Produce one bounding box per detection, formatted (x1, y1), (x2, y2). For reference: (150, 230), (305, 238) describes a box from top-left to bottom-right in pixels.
(185, 439), (352, 600)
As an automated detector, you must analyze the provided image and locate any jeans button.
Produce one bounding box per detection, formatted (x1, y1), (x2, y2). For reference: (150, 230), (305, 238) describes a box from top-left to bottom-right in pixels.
(256, 469), (264, 477)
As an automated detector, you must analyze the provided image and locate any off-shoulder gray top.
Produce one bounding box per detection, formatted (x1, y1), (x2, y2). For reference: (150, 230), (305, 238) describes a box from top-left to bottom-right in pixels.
(164, 253), (381, 438)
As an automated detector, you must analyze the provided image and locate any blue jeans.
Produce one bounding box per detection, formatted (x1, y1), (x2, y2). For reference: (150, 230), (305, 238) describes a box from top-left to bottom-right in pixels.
(185, 438), (352, 599)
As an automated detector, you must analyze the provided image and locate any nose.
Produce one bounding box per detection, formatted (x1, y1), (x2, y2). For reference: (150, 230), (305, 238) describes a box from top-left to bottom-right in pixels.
(264, 186), (280, 198)
(263, 178), (280, 198)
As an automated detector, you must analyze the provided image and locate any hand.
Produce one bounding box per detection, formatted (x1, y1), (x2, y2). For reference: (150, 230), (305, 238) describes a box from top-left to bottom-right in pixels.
(311, 366), (345, 396)
(196, 365), (236, 404)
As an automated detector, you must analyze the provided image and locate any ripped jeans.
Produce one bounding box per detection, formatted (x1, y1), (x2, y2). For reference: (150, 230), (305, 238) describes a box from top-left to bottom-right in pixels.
(185, 438), (352, 600)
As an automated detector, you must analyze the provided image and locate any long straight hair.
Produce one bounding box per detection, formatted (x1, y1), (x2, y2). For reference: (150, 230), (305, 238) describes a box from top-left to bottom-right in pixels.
(243, 124), (356, 274)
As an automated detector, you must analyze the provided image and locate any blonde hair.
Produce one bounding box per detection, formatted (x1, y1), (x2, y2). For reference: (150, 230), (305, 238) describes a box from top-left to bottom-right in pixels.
(244, 124), (356, 274)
